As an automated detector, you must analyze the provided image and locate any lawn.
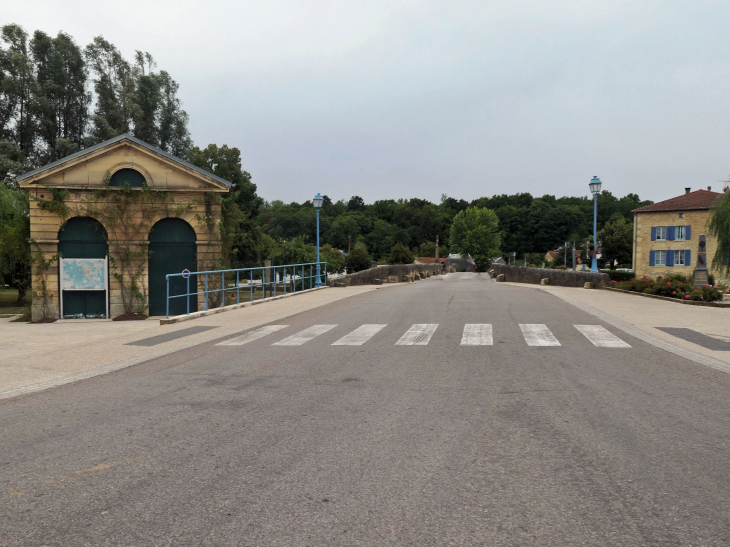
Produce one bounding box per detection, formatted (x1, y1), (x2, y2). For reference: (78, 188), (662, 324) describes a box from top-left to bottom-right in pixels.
(0, 289), (30, 315)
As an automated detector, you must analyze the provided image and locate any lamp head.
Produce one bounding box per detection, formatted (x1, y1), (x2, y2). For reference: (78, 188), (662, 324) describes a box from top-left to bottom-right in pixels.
(312, 193), (324, 209)
(589, 176), (602, 195)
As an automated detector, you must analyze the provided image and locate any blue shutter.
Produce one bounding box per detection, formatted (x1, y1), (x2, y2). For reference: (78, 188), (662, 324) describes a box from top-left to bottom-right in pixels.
(651, 227), (657, 241)
(685, 250), (691, 265)
(649, 250), (655, 266)
(685, 226), (691, 240)
(667, 226), (675, 240)
(666, 250), (674, 266)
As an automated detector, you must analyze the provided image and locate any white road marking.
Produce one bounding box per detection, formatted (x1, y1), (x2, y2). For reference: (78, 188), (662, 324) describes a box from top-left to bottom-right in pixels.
(216, 325), (289, 346)
(272, 324), (337, 346)
(575, 325), (631, 348)
(461, 324), (493, 346)
(332, 324), (387, 346)
(395, 324), (439, 346)
(519, 324), (561, 347)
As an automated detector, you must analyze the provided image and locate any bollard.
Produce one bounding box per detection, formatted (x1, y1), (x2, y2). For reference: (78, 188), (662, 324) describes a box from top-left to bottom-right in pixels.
(584, 282), (594, 289)
(540, 278), (550, 285)
(496, 274), (505, 282)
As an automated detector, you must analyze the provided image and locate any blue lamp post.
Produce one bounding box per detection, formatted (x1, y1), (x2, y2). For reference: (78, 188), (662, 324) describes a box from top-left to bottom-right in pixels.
(313, 193), (324, 287)
(589, 176), (602, 273)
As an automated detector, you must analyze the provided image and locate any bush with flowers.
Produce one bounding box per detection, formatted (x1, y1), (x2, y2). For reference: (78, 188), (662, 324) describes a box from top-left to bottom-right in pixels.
(611, 273), (724, 302)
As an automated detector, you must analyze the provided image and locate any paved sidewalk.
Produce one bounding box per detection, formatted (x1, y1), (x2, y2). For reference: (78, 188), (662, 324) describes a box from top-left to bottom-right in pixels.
(503, 282), (730, 369)
(0, 286), (385, 399)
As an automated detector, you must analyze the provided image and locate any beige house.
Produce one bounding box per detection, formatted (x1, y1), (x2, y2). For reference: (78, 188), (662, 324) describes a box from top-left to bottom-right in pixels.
(632, 187), (728, 281)
(16, 134), (231, 320)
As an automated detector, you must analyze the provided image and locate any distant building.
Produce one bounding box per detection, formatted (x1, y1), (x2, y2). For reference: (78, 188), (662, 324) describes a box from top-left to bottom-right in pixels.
(632, 187), (728, 281)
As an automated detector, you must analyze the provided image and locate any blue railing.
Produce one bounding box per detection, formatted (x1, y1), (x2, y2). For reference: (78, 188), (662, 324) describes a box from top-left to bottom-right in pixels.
(165, 262), (328, 319)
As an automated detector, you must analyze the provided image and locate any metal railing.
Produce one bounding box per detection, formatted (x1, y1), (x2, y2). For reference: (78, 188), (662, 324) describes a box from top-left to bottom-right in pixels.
(165, 262), (327, 319)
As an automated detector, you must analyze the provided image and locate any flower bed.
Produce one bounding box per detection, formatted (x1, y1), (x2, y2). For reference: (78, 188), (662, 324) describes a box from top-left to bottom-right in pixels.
(612, 274), (725, 302)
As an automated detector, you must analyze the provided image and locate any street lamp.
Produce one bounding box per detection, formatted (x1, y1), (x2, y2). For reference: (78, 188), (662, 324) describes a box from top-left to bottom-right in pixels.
(313, 193), (324, 287)
(589, 176), (602, 273)
(564, 241), (569, 267)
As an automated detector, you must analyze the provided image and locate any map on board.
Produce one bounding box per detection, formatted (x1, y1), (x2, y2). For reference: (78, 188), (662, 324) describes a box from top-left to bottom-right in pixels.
(61, 258), (106, 290)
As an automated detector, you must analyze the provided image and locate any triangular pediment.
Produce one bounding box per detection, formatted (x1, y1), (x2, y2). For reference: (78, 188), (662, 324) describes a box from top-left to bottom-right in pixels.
(16, 135), (231, 192)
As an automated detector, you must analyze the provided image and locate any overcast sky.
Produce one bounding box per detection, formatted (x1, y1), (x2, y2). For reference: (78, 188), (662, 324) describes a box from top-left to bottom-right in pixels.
(6, 1), (730, 204)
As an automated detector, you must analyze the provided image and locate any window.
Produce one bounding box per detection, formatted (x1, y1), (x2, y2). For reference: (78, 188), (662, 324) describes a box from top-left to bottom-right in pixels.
(110, 168), (146, 188)
(679, 213), (684, 219)
(676, 251), (685, 266)
(676, 226), (685, 240)
(655, 250), (666, 266)
(655, 226), (667, 240)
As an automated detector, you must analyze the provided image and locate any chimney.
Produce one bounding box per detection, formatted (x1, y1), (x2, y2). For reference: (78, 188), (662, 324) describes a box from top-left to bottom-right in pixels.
(708, 186), (712, 191)
(685, 187), (691, 194)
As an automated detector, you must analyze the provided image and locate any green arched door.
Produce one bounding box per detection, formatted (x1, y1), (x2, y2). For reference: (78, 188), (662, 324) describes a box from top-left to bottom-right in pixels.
(58, 217), (108, 318)
(148, 218), (198, 316)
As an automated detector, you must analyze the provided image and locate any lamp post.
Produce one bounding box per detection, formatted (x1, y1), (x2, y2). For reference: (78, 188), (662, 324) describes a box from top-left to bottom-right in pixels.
(313, 193), (324, 287)
(564, 241), (569, 267)
(589, 176), (602, 273)
(572, 240), (576, 270)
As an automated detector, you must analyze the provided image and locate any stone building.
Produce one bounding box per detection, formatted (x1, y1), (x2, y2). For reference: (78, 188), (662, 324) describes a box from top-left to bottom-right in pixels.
(16, 134), (231, 320)
(632, 187), (728, 281)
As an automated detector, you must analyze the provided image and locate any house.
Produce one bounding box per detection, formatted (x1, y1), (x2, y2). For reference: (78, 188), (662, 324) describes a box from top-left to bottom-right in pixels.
(632, 187), (728, 281)
(15, 134), (231, 320)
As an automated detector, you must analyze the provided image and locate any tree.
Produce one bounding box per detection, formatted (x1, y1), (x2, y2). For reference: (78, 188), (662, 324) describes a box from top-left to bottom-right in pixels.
(598, 214), (633, 269)
(0, 182), (30, 304)
(345, 246), (371, 273)
(274, 237), (315, 266)
(708, 191), (730, 277)
(31, 30), (89, 163)
(189, 144), (263, 268)
(449, 206), (501, 270)
(319, 243), (345, 273)
(388, 242), (414, 264)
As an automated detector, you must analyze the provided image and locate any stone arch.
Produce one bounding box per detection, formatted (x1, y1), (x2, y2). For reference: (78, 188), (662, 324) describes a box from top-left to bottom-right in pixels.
(108, 163), (153, 187)
(57, 217), (109, 318)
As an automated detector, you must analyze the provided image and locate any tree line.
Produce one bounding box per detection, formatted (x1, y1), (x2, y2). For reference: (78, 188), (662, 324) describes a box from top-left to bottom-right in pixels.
(255, 191), (651, 266)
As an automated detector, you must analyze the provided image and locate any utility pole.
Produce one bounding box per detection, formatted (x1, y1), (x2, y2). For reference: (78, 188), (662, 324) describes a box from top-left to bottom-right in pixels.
(435, 234), (439, 260)
(348, 235), (351, 255)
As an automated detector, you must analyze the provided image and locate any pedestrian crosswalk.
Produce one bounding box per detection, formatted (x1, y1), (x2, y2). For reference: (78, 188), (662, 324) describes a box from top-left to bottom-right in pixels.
(215, 322), (633, 348)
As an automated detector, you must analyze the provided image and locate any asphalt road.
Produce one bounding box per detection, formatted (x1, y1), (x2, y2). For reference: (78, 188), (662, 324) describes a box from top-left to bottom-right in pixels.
(2, 273), (730, 546)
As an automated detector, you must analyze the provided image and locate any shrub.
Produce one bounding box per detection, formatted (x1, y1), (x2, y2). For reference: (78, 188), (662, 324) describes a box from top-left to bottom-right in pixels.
(613, 276), (724, 302)
(602, 270), (635, 282)
(388, 243), (414, 265)
(345, 246), (372, 273)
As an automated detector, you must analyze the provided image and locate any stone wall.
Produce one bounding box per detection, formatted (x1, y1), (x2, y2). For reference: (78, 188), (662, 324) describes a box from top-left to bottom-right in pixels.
(489, 264), (609, 287)
(328, 263), (443, 286)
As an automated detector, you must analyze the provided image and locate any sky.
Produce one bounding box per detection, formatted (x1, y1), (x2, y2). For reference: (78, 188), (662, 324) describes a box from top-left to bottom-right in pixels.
(5, 0), (730, 204)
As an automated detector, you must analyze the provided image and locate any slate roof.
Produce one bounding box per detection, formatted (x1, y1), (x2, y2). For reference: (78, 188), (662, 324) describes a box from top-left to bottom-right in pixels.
(632, 189), (722, 213)
(14, 133), (232, 187)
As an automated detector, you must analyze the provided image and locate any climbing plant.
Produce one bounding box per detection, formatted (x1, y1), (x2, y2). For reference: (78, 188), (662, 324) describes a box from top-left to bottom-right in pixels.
(194, 191), (225, 306)
(75, 177), (193, 314)
(28, 240), (59, 321)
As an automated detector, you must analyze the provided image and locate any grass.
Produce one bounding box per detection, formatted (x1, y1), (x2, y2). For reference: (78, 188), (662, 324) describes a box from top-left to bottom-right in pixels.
(0, 289), (29, 315)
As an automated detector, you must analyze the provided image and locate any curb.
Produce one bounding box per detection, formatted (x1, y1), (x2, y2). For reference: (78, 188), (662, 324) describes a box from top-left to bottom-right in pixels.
(602, 287), (730, 308)
(159, 287), (328, 325)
